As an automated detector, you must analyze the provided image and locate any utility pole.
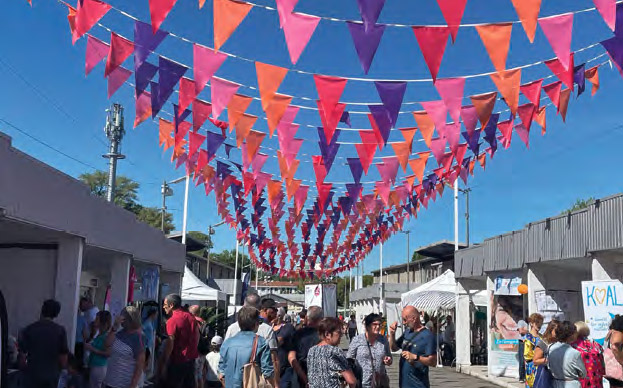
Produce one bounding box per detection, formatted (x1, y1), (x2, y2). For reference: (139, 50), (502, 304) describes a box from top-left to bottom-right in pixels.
(459, 187), (471, 246)
(161, 181), (172, 231)
(102, 103), (125, 203)
(401, 230), (411, 290)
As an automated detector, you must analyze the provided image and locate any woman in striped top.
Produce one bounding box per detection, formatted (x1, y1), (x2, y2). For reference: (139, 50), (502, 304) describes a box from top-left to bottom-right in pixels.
(103, 307), (146, 388)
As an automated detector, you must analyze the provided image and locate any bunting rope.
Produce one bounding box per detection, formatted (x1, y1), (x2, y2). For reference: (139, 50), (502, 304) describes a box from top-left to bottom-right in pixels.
(71, 0), (612, 84)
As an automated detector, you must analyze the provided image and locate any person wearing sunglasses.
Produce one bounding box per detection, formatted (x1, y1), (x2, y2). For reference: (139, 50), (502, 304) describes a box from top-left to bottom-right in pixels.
(389, 306), (437, 388)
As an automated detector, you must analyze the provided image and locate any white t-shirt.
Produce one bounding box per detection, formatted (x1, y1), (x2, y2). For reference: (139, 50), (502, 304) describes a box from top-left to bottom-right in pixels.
(225, 321), (278, 349)
(206, 351), (221, 382)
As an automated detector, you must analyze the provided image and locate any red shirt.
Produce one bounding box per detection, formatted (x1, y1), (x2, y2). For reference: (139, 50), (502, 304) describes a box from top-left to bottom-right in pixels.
(166, 309), (199, 363)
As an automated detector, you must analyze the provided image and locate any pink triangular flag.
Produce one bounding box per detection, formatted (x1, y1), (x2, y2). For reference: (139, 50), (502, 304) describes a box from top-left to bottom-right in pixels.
(420, 100), (448, 137)
(435, 0), (468, 42)
(444, 122), (461, 153)
(193, 43), (227, 95)
(107, 66), (131, 97)
(211, 77), (240, 119)
(515, 123), (530, 148)
(593, 0), (616, 31)
(188, 131), (206, 158)
(282, 12), (320, 64)
(538, 13), (573, 70)
(85, 35), (109, 76)
(520, 79), (543, 107)
(460, 105), (478, 137)
(429, 137), (447, 165)
(434, 77), (465, 123)
(252, 153), (269, 177)
(276, 0), (298, 28)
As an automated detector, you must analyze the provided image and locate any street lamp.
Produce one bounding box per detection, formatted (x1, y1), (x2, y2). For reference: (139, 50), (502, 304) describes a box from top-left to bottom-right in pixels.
(160, 175), (189, 243)
(400, 230), (411, 290)
(458, 187), (471, 246)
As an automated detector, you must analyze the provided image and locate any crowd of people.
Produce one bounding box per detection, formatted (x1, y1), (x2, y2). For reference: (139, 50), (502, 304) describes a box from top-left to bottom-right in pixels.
(13, 292), (453, 388)
(518, 313), (623, 388)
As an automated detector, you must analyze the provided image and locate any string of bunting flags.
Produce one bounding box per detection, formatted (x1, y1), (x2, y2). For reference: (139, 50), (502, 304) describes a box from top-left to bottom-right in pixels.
(32, 0), (623, 279)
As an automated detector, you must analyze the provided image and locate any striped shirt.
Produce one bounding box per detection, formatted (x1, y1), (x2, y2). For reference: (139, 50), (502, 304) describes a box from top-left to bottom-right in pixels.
(104, 330), (146, 388)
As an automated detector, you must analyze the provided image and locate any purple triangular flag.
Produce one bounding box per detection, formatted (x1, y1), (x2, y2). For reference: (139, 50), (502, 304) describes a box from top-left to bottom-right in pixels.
(347, 158), (363, 184)
(340, 111), (351, 127)
(225, 143), (234, 158)
(207, 131), (226, 159)
(173, 104), (191, 134)
(356, 0), (386, 32)
(369, 105), (392, 144)
(157, 56), (187, 110)
(347, 22), (385, 75)
(573, 63), (586, 96)
(462, 130), (481, 155)
(134, 21), (168, 70)
(150, 81), (161, 117)
(346, 182), (363, 200)
(374, 81), (406, 128)
(601, 35), (623, 75)
(135, 60), (158, 97)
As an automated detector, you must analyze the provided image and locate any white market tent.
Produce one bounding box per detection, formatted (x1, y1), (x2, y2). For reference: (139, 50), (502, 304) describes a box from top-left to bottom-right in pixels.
(401, 269), (487, 313)
(181, 267), (227, 303)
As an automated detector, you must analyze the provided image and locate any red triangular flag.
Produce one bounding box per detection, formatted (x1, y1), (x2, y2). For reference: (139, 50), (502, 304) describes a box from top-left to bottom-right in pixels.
(188, 131), (206, 158)
(412, 26), (451, 82)
(178, 77), (197, 113)
(559, 88), (571, 122)
(544, 53), (574, 90)
(435, 0), (468, 42)
(107, 66), (131, 98)
(520, 79), (543, 107)
(149, 0), (178, 33)
(105, 32), (134, 77)
(517, 103), (536, 131)
(73, 0), (112, 44)
(355, 143), (377, 174)
(134, 91), (152, 128)
(543, 81), (562, 110)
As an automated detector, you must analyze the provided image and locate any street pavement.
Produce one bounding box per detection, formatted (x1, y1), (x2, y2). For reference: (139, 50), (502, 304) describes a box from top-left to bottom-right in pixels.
(340, 336), (499, 388)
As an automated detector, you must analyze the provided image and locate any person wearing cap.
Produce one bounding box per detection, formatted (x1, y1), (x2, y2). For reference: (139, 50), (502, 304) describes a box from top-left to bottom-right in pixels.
(205, 335), (223, 388)
(517, 319), (529, 383)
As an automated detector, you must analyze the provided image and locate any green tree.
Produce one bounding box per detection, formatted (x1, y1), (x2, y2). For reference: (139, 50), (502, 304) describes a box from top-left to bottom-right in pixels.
(79, 171), (140, 211)
(363, 274), (374, 287)
(411, 252), (425, 262)
(79, 171), (174, 232)
(187, 231), (213, 254)
(136, 206), (175, 234)
(561, 197), (595, 214)
(210, 249), (250, 278)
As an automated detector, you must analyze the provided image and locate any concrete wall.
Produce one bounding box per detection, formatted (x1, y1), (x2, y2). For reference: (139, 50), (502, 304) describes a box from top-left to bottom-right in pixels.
(0, 248), (57, 338)
(0, 132), (185, 272)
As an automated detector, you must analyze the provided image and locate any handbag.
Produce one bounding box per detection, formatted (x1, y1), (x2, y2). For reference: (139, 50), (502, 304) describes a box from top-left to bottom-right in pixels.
(243, 335), (273, 388)
(347, 358), (363, 388)
(366, 338), (390, 388)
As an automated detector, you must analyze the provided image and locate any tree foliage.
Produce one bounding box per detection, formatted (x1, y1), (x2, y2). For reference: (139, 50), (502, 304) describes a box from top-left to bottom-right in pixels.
(79, 171), (174, 232)
(187, 231), (213, 252)
(562, 197), (595, 214)
(411, 252), (425, 262)
(210, 249), (250, 278)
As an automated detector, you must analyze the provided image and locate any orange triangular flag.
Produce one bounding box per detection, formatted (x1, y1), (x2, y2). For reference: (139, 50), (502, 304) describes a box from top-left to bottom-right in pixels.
(475, 23), (512, 73)
(235, 114), (258, 147)
(470, 91), (498, 127)
(510, 0), (541, 43)
(558, 88), (571, 122)
(286, 179), (302, 201)
(408, 152), (430, 183)
(468, 159), (476, 175)
(585, 66), (600, 96)
(213, 0), (252, 51)
(404, 175), (416, 192)
(227, 94), (253, 130)
(266, 94), (293, 136)
(256, 62), (289, 111)
(412, 111), (434, 147)
(490, 68), (521, 115)
(391, 142), (411, 172)
(535, 106), (547, 135)
(399, 127), (417, 150)
(67, 5), (77, 35)
(246, 130), (266, 159)
(159, 118), (174, 150)
(477, 152), (487, 169)
(199, 0), (207, 8)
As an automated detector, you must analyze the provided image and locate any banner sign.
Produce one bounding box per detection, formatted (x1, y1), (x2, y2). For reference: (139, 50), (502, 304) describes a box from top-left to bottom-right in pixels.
(493, 276), (522, 296)
(581, 280), (623, 342)
(489, 290), (523, 378)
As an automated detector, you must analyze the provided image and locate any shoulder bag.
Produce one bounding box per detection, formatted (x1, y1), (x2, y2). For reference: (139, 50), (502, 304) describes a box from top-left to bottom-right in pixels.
(243, 335), (273, 388)
(366, 338), (390, 388)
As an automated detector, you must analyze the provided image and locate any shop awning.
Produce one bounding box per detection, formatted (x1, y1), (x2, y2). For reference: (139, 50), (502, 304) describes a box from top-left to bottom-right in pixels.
(181, 267), (227, 303)
(400, 269), (487, 313)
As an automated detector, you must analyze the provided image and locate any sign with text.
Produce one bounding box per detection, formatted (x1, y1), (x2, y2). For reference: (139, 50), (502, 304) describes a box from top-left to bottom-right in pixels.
(581, 280), (623, 342)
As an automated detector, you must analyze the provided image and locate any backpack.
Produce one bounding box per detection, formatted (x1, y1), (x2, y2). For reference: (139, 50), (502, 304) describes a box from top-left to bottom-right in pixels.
(197, 321), (212, 355)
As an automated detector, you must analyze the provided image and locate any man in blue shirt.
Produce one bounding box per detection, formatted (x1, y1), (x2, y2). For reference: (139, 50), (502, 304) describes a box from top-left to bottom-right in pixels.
(389, 306), (437, 388)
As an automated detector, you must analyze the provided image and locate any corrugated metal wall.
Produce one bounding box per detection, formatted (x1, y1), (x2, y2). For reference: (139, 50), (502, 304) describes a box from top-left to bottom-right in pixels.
(455, 194), (623, 279)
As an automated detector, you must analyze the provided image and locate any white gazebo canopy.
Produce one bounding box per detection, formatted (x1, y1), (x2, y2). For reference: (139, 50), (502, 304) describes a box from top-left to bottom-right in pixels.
(401, 269), (487, 313)
(181, 267), (227, 303)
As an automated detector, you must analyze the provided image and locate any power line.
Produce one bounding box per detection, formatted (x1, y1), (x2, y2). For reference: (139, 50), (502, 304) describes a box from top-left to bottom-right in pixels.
(0, 118), (100, 171)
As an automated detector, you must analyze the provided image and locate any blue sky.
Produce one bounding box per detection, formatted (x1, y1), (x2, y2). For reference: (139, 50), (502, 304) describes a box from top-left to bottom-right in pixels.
(1, 0), (622, 275)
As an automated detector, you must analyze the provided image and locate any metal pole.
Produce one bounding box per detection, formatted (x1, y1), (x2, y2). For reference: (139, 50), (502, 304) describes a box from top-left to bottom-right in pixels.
(161, 180), (168, 232)
(255, 263), (259, 290)
(406, 231), (411, 290)
(379, 242), (384, 314)
(465, 189), (470, 247)
(181, 175), (190, 245)
(102, 104), (125, 203)
(344, 274), (348, 318)
(454, 180), (459, 251)
(233, 239), (239, 313)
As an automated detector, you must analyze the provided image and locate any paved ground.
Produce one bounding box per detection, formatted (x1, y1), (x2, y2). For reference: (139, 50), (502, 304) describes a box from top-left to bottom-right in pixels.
(340, 337), (499, 388)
